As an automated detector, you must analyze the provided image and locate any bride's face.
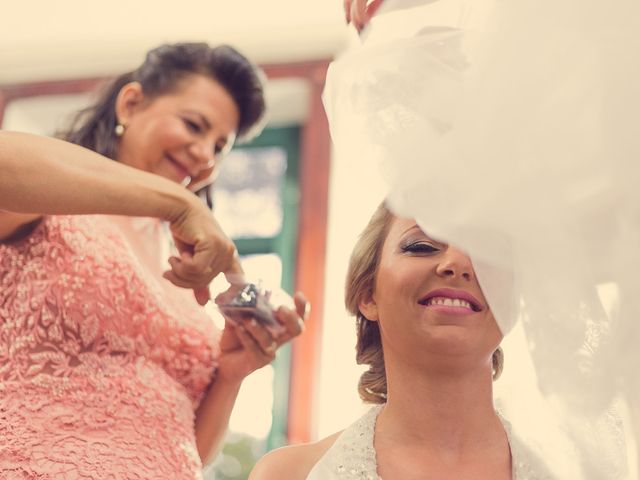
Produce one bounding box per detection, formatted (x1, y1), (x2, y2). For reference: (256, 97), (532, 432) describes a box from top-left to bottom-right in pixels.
(359, 216), (502, 375)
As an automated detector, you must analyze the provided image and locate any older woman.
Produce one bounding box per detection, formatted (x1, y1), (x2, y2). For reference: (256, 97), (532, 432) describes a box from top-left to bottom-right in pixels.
(0, 43), (305, 479)
(250, 202), (560, 479)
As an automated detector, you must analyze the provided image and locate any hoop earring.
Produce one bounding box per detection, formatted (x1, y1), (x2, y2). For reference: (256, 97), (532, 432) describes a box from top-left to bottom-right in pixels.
(492, 346), (504, 381)
(114, 123), (125, 137)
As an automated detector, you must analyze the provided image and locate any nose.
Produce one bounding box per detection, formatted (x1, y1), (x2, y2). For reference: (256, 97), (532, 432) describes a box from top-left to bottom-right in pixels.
(188, 139), (216, 171)
(435, 246), (474, 281)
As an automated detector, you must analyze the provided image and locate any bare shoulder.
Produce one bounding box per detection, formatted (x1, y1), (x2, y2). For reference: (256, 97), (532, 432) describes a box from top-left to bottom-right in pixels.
(249, 431), (342, 480)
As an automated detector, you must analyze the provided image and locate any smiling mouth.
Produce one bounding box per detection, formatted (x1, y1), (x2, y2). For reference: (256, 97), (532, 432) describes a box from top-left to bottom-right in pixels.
(418, 292), (482, 312)
(166, 155), (191, 180)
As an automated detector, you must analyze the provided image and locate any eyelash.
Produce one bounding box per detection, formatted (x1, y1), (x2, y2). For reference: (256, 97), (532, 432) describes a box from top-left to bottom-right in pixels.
(184, 118), (203, 133)
(183, 118), (227, 158)
(401, 242), (439, 254)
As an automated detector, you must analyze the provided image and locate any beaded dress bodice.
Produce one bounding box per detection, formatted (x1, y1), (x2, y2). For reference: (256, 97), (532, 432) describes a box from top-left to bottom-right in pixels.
(0, 215), (220, 479)
(306, 406), (557, 480)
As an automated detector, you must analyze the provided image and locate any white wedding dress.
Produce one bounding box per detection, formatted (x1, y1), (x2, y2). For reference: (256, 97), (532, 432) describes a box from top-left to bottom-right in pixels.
(323, 0), (637, 477)
(306, 406), (566, 479)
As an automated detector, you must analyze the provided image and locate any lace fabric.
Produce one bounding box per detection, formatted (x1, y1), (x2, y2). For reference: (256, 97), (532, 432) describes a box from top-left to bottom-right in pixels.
(0, 215), (220, 479)
(306, 405), (560, 479)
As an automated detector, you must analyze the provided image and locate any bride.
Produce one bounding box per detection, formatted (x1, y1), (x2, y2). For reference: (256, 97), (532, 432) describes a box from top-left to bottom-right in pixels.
(250, 203), (566, 479)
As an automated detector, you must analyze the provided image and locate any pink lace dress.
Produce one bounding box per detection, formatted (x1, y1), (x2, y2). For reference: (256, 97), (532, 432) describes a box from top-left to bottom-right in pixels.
(0, 215), (220, 479)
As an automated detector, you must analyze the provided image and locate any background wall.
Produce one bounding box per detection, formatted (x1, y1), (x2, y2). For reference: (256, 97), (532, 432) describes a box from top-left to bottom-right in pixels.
(1, 0), (348, 83)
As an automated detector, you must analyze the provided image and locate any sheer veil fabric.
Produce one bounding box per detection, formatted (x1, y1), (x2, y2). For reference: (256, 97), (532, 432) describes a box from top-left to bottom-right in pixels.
(324, 0), (639, 477)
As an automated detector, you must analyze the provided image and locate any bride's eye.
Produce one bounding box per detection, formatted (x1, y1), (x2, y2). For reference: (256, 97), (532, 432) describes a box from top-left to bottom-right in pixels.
(401, 241), (439, 254)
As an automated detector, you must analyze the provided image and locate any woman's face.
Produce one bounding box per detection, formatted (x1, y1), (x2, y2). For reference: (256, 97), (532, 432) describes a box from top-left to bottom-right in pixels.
(115, 73), (239, 186)
(360, 216), (502, 373)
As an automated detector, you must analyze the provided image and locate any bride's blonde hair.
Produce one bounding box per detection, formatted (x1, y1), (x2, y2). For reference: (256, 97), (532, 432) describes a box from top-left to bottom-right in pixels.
(345, 202), (393, 403)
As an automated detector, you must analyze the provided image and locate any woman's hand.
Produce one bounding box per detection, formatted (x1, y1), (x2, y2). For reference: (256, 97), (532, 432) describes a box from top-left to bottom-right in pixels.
(186, 165), (217, 193)
(344, 0), (384, 32)
(215, 292), (308, 383)
(163, 198), (242, 305)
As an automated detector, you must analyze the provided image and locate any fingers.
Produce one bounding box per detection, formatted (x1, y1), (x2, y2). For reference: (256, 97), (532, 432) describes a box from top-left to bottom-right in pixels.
(241, 318), (278, 358)
(344, 0), (352, 23)
(224, 254), (245, 285)
(163, 251), (216, 289)
(164, 233), (239, 299)
(186, 165), (216, 192)
(191, 235), (237, 278)
(234, 324), (275, 365)
(166, 252), (208, 282)
(274, 304), (306, 343)
(367, 0), (384, 20)
(351, 0), (367, 31)
(293, 292), (310, 320)
(347, 0), (383, 32)
(238, 293), (308, 356)
(168, 205), (237, 290)
(193, 286), (211, 306)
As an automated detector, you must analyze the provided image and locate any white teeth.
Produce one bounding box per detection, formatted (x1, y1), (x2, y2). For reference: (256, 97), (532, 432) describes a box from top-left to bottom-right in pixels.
(426, 297), (473, 310)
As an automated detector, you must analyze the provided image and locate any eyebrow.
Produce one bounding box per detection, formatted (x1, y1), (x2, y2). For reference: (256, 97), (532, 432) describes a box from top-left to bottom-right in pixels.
(401, 224), (423, 236)
(400, 224), (443, 245)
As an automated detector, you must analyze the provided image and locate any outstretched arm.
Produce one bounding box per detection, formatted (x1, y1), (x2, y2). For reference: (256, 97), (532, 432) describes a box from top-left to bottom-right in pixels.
(0, 130), (239, 302)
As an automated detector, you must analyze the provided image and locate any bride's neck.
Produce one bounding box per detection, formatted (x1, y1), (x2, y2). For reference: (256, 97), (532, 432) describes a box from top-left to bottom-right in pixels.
(377, 362), (500, 452)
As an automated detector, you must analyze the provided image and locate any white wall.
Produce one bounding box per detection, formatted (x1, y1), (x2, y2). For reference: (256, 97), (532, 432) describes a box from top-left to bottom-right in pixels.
(1, 0), (348, 84)
(315, 130), (390, 438)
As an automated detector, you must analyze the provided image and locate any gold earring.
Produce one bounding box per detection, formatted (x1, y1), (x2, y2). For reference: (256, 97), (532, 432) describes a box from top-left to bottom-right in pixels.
(114, 123), (125, 137)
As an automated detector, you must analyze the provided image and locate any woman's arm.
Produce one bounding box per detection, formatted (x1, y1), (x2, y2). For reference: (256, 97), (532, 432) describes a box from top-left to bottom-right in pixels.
(0, 131), (238, 301)
(195, 294), (307, 464)
(0, 131), (190, 219)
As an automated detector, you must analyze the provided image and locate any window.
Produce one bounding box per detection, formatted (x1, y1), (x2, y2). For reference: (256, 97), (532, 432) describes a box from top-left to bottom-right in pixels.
(206, 126), (301, 480)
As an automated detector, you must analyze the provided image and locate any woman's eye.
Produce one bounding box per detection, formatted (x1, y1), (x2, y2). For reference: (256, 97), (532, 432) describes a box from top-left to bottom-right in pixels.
(184, 119), (203, 133)
(401, 242), (439, 254)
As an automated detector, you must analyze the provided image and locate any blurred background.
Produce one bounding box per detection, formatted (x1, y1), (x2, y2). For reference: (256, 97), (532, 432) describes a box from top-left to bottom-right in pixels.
(1, 1), (383, 478)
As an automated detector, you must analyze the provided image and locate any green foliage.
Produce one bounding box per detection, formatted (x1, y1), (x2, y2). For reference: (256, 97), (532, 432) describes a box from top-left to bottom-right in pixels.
(205, 433), (267, 480)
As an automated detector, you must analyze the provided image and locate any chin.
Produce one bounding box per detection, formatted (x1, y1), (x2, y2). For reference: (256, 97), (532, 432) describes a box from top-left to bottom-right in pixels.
(421, 327), (484, 355)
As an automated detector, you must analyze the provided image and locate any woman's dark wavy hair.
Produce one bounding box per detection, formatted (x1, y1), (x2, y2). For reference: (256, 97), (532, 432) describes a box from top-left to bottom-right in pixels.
(61, 42), (266, 206)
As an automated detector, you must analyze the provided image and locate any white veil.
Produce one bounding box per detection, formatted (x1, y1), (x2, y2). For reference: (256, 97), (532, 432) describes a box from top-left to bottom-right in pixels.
(324, 0), (639, 477)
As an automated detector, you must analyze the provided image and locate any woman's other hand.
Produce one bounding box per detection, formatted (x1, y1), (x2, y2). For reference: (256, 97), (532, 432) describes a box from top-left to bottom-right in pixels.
(344, 0), (384, 32)
(215, 292), (308, 382)
(163, 197), (241, 305)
